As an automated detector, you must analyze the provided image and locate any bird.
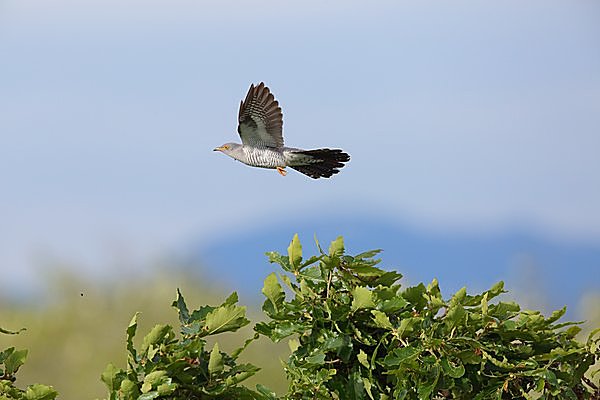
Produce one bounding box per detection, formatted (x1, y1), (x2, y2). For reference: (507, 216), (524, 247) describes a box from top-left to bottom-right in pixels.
(214, 82), (350, 179)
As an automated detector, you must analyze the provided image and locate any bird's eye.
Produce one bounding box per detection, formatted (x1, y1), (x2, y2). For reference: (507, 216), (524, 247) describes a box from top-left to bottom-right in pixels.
(224, 145), (230, 150)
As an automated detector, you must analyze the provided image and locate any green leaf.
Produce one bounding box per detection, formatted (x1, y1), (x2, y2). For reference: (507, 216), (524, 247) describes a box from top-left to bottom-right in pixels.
(255, 321), (307, 342)
(402, 283), (427, 309)
(142, 384), (153, 395)
(138, 392), (160, 400)
(157, 382), (177, 396)
(143, 370), (168, 387)
(141, 371), (169, 396)
(288, 233), (303, 270)
(346, 370), (366, 399)
(120, 379), (140, 399)
(189, 305), (215, 323)
(352, 286), (375, 311)
(314, 234), (326, 255)
(322, 333), (349, 353)
(488, 281), (505, 298)
(208, 343), (224, 375)
(441, 357), (465, 378)
(256, 384), (279, 399)
(300, 255), (323, 269)
(456, 349), (482, 364)
(450, 287), (467, 306)
(565, 326), (582, 338)
(490, 301), (520, 319)
(481, 350), (515, 369)
(445, 304), (466, 328)
(546, 306), (566, 324)
(349, 265), (392, 284)
(299, 266), (326, 282)
(427, 278), (441, 296)
(417, 363), (440, 399)
(126, 312), (139, 363)
(141, 324), (173, 353)
(5, 348), (27, 375)
(204, 304), (249, 335)
(279, 274), (299, 295)
(288, 338), (300, 353)
(265, 251), (291, 271)
(462, 281), (507, 307)
(363, 379), (375, 400)
(355, 249), (383, 259)
(224, 364), (261, 386)
(305, 352), (326, 365)
(172, 288), (190, 324)
(223, 291), (239, 306)
(357, 350), (370, 369)
(329, 236), (345, 257)
(0, 346), (14, 364)
(481, 292), (489, 315)
(373, 271), (403, 287)
(0, 327), (26, 335)
(379, 296), (408, 313)
(232, 332), (259, 359)
(101, 363), (123, 391)
(398, 317), (420, 336)
(371, 310), (393, 330)
(261, 273), (285, 314)
(383, 346), (420, 366)
(23, 384), (58, 400)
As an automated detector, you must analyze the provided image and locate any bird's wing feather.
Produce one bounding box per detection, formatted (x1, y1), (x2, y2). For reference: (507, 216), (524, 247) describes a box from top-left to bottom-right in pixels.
(237, 82), (284, 148)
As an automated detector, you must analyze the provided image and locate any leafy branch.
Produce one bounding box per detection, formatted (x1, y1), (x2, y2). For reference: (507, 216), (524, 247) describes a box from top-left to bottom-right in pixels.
(101, 290), (277, 400)
(0, 328), (58, 400)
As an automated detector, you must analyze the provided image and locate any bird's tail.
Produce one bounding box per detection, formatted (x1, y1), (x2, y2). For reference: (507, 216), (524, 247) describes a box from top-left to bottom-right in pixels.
(289, 148), (350, 179)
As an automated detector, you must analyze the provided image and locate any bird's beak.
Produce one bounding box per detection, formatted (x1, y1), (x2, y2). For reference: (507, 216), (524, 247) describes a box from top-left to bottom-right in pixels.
(213, 147), (223, 152)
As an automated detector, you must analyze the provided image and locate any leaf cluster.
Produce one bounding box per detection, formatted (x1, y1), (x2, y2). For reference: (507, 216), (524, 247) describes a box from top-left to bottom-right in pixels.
(101, 291), (276, 400)
(0, 328), (57, 400)
(256, 235), (600, 399)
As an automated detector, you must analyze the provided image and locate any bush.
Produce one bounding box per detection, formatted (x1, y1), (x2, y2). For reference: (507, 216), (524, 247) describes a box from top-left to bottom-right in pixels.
(101, 290), (276, 400)
(256, 235), (600, 399)
(2, 234), (599, 399)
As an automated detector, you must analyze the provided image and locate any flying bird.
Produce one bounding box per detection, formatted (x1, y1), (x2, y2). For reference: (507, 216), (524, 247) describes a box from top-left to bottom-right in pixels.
(214, 82), (350, 179)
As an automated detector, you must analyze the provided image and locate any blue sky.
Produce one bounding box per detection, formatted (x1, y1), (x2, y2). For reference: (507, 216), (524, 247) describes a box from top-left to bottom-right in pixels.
(1, 1), (599, 301)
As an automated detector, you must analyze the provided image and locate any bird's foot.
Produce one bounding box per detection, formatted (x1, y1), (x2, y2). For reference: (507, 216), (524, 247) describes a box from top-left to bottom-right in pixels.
(277, 167), (287, 176)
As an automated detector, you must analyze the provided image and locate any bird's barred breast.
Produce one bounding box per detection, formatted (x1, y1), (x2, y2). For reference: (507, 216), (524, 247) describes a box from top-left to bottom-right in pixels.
(242, 147), (286, 168)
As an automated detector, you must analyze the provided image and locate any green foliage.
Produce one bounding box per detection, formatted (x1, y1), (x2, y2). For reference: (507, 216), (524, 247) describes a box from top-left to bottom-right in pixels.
(101, 290), (277, 400)
(0, 328), (57, 400)
(3, 235), (599, 399)
(256, 234), (600, 399)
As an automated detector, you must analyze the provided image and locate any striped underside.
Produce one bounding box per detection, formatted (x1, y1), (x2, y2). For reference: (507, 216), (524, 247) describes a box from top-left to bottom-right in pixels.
(242, 147), (286, 168)
(240, 145), (350, 179)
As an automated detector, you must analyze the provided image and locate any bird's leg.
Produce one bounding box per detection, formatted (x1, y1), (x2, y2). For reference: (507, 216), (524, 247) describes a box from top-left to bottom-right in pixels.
(277, 167), (287, 176)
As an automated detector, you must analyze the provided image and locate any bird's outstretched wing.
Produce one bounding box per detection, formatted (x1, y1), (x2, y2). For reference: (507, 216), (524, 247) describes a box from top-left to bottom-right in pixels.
(237, 82), (284, 148)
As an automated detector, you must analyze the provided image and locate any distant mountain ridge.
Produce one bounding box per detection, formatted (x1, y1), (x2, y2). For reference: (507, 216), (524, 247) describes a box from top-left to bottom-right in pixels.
(190, 216), (600, 318)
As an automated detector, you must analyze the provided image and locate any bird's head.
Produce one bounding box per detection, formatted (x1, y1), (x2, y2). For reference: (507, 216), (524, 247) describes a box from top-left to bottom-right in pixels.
(213, 142), (241, 157)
